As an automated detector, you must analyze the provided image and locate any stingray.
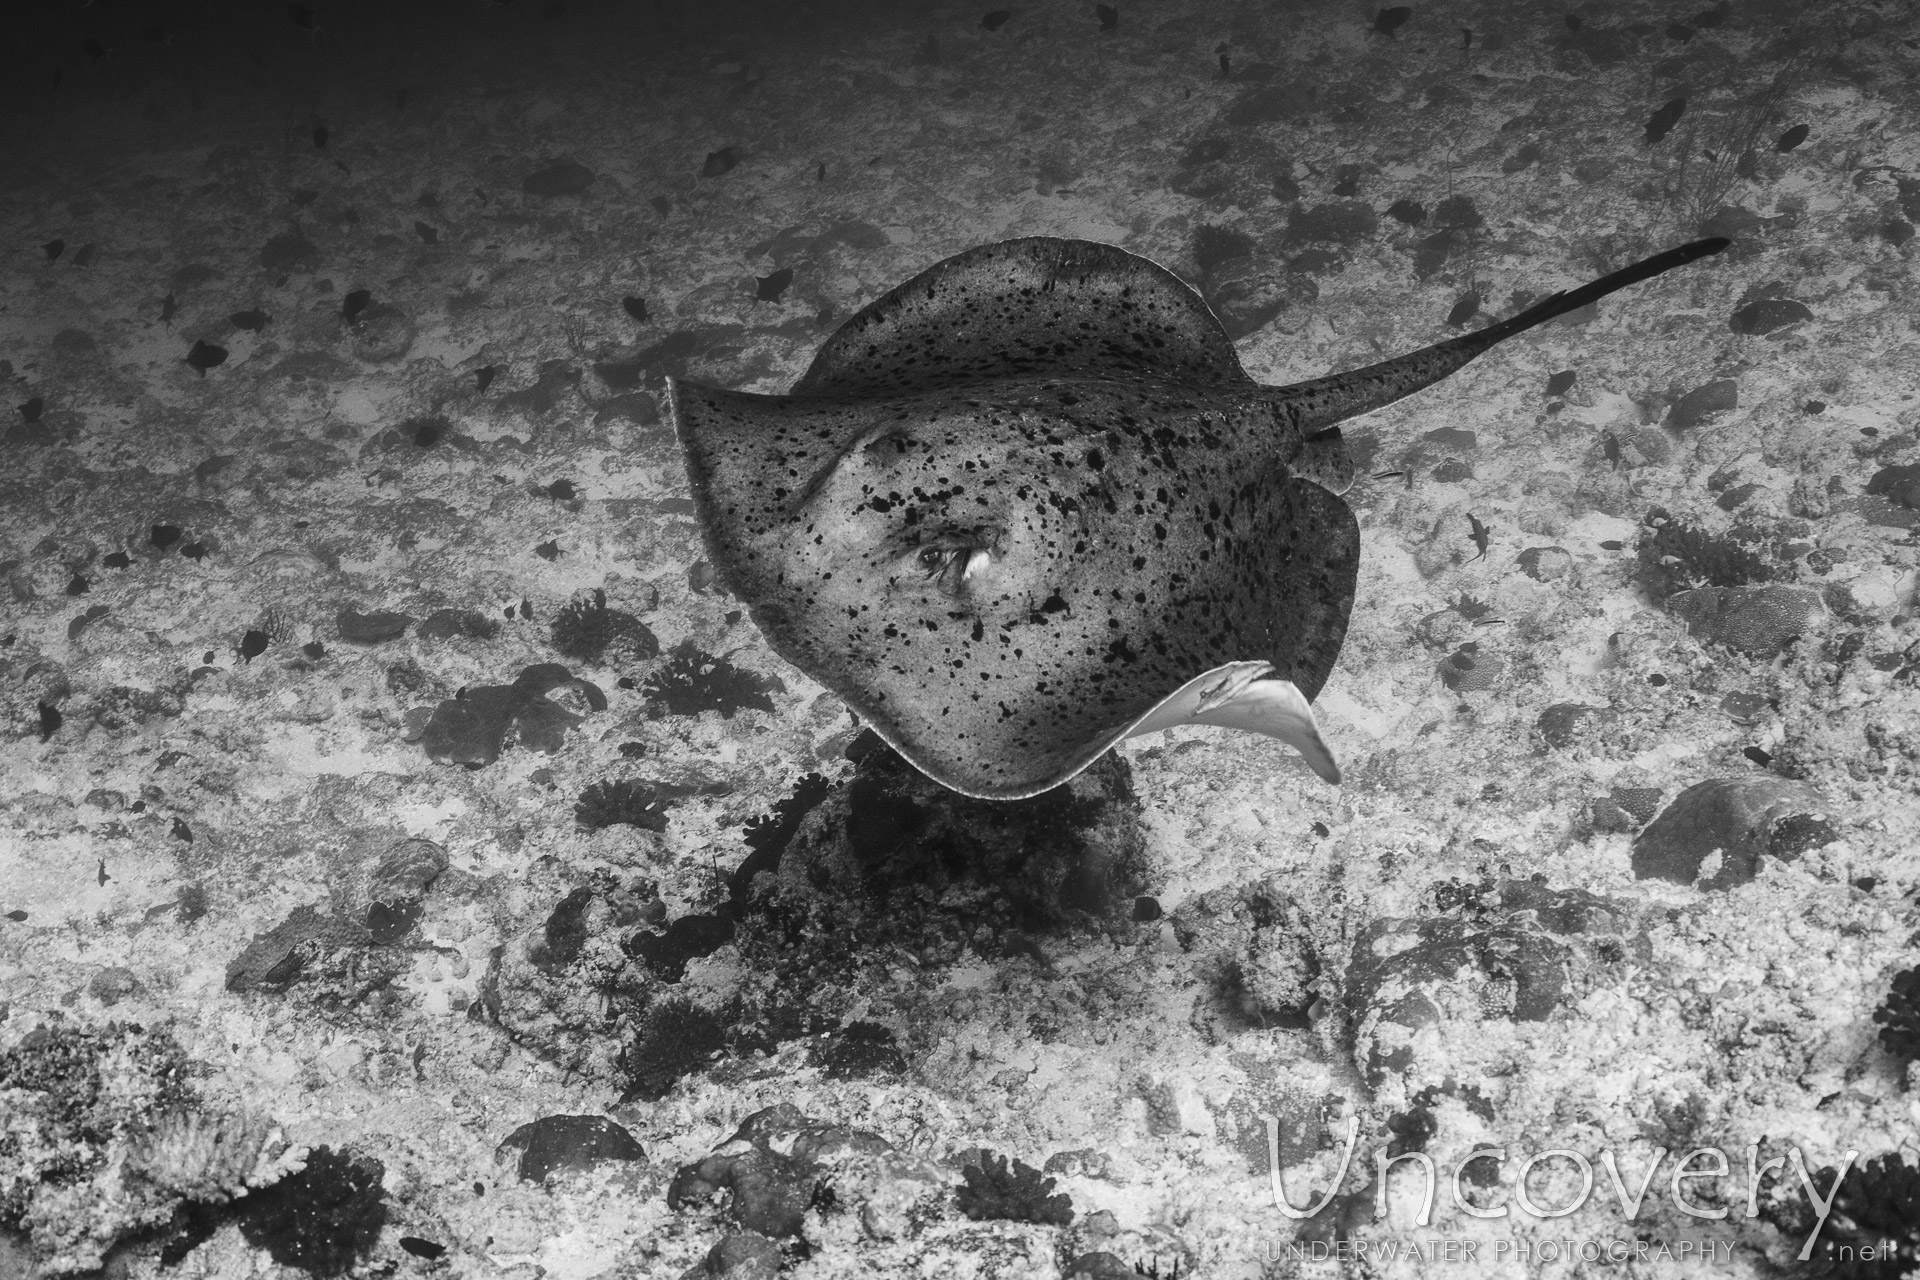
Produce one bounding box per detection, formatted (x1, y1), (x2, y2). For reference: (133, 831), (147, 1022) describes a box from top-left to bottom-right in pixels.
(669, 235), (1727, 799)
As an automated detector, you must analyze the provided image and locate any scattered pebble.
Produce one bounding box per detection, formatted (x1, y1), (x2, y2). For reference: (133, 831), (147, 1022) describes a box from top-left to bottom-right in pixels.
(522, 158), (596, 197)
(1630, 776), (1839, 889)
(495, 1114), (646, 1184)
(336, 608), (414, 644)
(1436, 643), (1504, 692)
(1666, 583), (1825, 653)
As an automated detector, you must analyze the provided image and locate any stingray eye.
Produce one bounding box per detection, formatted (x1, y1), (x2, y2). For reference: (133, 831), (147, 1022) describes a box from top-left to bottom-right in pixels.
(911, 543), (976, 596)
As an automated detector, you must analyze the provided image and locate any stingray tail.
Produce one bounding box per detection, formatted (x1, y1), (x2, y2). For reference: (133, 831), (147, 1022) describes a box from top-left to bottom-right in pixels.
(1268, 237), (1730, 433)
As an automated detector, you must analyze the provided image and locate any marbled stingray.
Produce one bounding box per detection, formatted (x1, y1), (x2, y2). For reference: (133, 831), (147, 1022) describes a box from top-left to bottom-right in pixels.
(670, 235), (1727, 799)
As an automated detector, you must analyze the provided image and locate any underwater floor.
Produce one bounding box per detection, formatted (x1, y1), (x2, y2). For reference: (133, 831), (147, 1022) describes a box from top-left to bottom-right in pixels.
(4, 0), (1920, 1276)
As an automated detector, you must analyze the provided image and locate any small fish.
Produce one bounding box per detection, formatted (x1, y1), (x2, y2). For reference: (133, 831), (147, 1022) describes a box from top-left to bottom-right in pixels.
(172, 818), (193, 842)
(151, 524), (183, 548)
(415, 220), (437, 244)
(476, 365), (497, 392)
(97, 859), (109, 886)
(534, 540), (561, 560)
(1644, 98), (1686, 145)
(1467, 513), (1491, 560)
(179, 542), (208, 562)
(42, 239), (64, 262)
(239, 629), (269, 661)
(229, 308), (269, 331)
(72, 244), (96, 267)
(1446, 293), (1481, 327)
(1096, 3), (1118, 30)
(1219, 52), (1231, 75)
(1373, 6), (1411, 36)
(313, 125), (329, 148)
(1371, 470), (1404, 480)
(755, 267), (794, 302)
(1601, 430), (1621, 470)
(623, 295), (649, 322)
(1472, 618), (1507, 627)
(701, 147), (740, 177)
(1461, 26), (1472, 51)
(547, 479), (576, 500)
(184, 339), (228, 375)
(1545, 369), (1576, 397)
(292, 188), (318, 206)
(20, 397), (44, 423)
(519, 598), (533, 619)
(66, 573), (89, 596)
(981, 9), (1011, 30)
(817, 163), (826, 181)
(160, 293), (178, 325)
(342, 288), (372, 323)
(1776, 123), (1809, 152)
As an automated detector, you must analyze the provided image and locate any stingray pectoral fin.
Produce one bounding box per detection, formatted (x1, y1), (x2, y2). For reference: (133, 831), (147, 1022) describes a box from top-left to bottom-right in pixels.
(1120, 662), (1341, 784)
(1189, 677), (1342, 784)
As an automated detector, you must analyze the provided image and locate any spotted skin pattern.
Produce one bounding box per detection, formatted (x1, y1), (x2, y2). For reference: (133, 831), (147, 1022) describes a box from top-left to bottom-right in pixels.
(672, 237), (1727, 798)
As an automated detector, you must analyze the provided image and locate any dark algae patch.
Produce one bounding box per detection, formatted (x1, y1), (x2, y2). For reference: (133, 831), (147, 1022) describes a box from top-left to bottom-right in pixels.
(621, 997), (728, 1101)
(235, 1146), (386, 1277)
(957, 1150), (1074, 1226)
(1636, 506), (1772, 600)
(419, 663), (606, 766)
(575, 779), (673, 832)
(551, 588), (658, 664)
(643, 640), (781, 718)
